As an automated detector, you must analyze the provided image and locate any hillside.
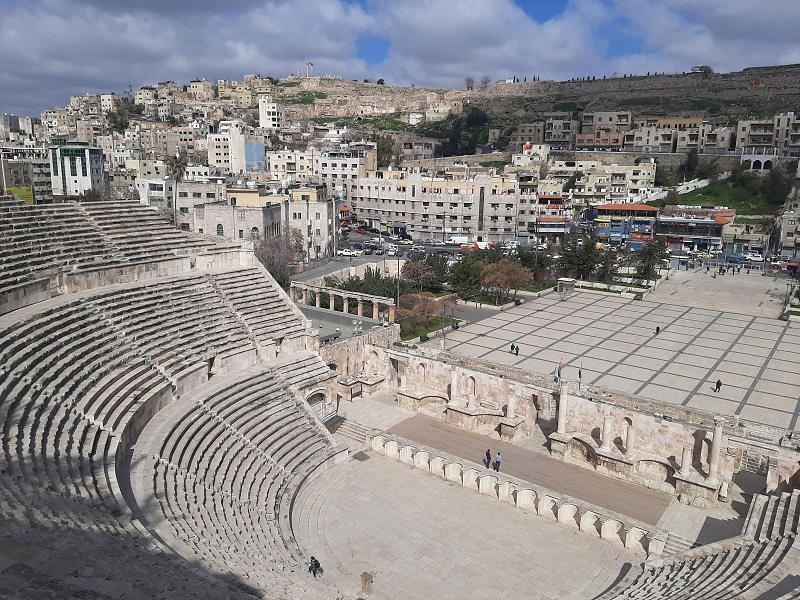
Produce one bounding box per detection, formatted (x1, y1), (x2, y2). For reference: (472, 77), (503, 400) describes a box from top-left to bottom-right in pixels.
(277, 64), (800, 135)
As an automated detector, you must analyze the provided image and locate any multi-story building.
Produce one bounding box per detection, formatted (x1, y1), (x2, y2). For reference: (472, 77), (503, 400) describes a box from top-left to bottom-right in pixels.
(258, 94), (285, 131)
(315, 147), (377, 200)
(779, 207), (800, 259)
(579, 111), (632, 135)
(266, 148), (319, 185)
(738, 112), (800, 156)
(0, 113), (21, 142)
(542, 113), (579, 150)
(509, 123), (544, 152)
(49, 139), (104, 198)
(188, 79), (214, 101)
(546, 159), (656, 206)
(590, 203), (659, 244)
(623, 126), (677, 153)
(208, 121), (266, 175)
(0, 146), (53, 204)
(654, 214), (727, 254)
(134, 176), (174, 208)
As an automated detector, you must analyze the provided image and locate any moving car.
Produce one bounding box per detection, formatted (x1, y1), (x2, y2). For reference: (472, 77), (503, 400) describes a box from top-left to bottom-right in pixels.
(399, 239), (413, 245)
(337, 249), (356, 257)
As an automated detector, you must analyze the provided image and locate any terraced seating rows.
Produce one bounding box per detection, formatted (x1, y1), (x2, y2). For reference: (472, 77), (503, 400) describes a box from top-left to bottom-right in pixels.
(133, 366), (340, 595)
(207, 268), (306, 344)
(597, 490), (800, 599)
(0, 202), (119, 287)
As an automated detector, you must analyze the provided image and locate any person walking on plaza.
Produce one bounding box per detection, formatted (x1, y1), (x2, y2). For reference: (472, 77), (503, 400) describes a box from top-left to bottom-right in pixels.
(706, 265), (710, 274)
(510, 343), (515, 354)
(655, 326), (660, 336)
(714, 379), (722, 393)
(308, 556), (321, 578)
(494, 451), (502, 472)
(515, 345), (519, 356)
(485, 449), (492, 469)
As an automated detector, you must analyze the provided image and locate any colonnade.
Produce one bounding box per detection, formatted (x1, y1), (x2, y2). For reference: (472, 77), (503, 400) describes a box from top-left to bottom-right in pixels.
(289, 282), (396, 322)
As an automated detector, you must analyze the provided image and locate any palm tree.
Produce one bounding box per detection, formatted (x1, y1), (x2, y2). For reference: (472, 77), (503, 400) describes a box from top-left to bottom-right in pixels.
(166, 152), (187, 227)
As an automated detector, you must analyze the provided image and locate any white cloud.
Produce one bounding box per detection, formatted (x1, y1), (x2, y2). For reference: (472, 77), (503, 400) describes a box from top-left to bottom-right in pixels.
(1, 0), (799, 116)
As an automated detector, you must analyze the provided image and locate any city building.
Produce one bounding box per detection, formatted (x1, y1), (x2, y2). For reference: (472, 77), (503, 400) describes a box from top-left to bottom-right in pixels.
(654, 214), (728, 254)
(0, 146), (53, 204)
(590, 203), (659, 244)
(258, 94), (286, 131)
(49, 139), (104, 198)
(315, 147), (377, 200)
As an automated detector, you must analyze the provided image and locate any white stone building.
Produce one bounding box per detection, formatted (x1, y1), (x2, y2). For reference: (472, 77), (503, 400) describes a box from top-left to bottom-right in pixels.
(49, 140), (104, 198)
(258, 94), (285, 131)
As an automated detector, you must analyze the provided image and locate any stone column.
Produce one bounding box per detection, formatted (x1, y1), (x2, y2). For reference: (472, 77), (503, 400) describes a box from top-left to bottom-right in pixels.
(556, 394), (568, 434)
(507, 396), (516, 418)
(372, 302), (379, 320)
(315, 292), (321, 308)
(600, 416), (613, 450)
(357, 299), (364, 317)
(289, 285), (296, 302)
(450, 371), (458, 403)
(679, 445), (693, 476)
(389, 306), (396, 322)
(329, 293), (335, 311)
(625, 424), (636, 455)
(301, 288), (308, 305)
(707, 418), (724, 481)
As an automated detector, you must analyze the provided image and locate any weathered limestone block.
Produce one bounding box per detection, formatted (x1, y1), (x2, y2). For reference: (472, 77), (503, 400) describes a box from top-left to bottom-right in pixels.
(462, 467), (480, 490)
(478, 475), (498, 497)
(625, 526), (648, 553)
(556, 503), (579, 528)
(538, 494), (557, 518)
(384, 440), (399, 459)
(371, 435), (386, 453)
(600, 519), (624, 544)
(444, 462), (462, 483)
(579, 510), (601, 534)
(413, 451), (430, 471)
(429, 456), (446, 478)
(399, 445), (415, 464)
(498, 481), (515, 504)
(515, 488), (537, 512)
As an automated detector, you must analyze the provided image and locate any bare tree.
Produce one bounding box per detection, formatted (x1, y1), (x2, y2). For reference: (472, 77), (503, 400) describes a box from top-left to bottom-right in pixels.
(480, 259), (533, 304)
(464, 76), (475, 91)
(401, 261), (436, 294)
(479, 75), (492, 90)
(254, 227), (306, 288)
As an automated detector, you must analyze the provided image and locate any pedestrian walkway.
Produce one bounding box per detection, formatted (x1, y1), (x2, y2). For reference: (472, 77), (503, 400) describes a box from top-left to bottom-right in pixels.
(387, 415), (672, 526)
(432, 291), (800, 430)
(293, 454), (633, 600)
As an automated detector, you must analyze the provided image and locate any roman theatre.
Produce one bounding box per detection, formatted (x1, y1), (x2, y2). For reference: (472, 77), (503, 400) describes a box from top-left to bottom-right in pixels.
(1, 197), (798, 599)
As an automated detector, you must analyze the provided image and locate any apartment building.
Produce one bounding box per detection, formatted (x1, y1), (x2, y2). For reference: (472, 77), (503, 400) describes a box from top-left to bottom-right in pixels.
(738, 112), (800, 156)
(0, 146), (53, 204)
(258, 94), (286, 131)
(579, 111), (632, 135)
(266, 148), (318, 185)
(208, 121), (266, 174)
(508, 113), (579, 151)
(780, 208), (800, 258)
(546, 159), (656, 206)
(315, 147), (377, 200)
(49, 139), (104, 198)
(188, 79), (214, 101)
(590, 203), (659, 244)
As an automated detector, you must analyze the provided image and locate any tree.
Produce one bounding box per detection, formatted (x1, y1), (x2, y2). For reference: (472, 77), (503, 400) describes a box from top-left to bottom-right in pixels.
(376, 78), (385, 85)
(479, 259), (533, 304)
(402, 261), (437, 294)
(560, 235), (601, 280)
(562, 171), (584, 193)
(371, 133), (395, 168)
(635, 238), (668, 281)
(464, 76), (475, 90)
(479, 75), (492, 90)
(165, 152), (188, 227)
(254, 227), (305, 288)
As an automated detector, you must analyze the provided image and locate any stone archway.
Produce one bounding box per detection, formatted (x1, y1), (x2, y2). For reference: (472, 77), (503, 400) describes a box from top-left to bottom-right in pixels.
(752, 160), (763, 170)
(764, 160), (773, 170)
(306, 392), (325, 420)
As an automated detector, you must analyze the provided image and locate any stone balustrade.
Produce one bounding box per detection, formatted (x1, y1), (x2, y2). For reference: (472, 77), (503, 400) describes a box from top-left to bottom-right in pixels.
(289, 281), (396, 322)
(370, 434), (657, 556)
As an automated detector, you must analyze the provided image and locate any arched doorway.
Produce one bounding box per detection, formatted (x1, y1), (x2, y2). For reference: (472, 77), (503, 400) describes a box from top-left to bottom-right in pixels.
(306, 392), (325, 420)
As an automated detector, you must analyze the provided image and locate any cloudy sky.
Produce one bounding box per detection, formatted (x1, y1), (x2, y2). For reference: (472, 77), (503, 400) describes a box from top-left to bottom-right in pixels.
(3, 0), (800, 117)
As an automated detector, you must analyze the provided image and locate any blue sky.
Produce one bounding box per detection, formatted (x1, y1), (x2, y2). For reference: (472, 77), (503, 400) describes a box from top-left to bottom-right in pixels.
(2, 0), (800, 117)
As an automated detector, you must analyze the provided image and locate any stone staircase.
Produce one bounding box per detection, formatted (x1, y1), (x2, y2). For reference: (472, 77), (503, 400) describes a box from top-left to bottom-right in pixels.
(334, 419), (374, 448)
(662, 532), (698, 556)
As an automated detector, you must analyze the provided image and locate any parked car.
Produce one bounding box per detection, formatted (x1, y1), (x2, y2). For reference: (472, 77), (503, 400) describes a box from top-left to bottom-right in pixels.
(399, 239), (413, 245)
(746, 253), (764, 262)
(400, 233), (413, 240)
(363, 247), (373, 255)
(728, 253), (747, 263)
(433, 240), (446, 246)
(337, 249), (356, 257)
(357, 227), (368, 234)
(421, 238), (436, 245)
(352, 242), (363, 250)
(375, 248), (384, 255)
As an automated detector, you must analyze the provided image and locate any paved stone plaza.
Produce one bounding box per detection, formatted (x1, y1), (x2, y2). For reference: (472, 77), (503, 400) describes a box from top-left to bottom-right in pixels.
(441, 288), (800, 430)
(294, 454), (633, 600)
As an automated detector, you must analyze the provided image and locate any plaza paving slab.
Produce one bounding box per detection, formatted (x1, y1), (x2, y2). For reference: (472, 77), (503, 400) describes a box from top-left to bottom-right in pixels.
(433, 290), (800, 430)
(293, 454), (634, 600)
